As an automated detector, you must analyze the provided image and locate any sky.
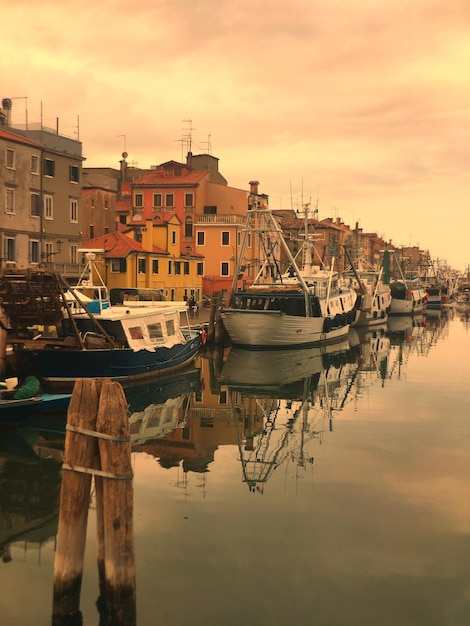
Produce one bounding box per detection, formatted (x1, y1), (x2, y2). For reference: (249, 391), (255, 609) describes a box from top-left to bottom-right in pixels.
(3, 0), (470, 270)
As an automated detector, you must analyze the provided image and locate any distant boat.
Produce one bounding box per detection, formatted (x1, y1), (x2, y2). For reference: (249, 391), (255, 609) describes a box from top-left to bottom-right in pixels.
(388, 278), (427, 315)
(382, 251), (427, 315)
(0, 254), (203, 392)
(343, 248), (392, 326)
(220, 202), (357, 348)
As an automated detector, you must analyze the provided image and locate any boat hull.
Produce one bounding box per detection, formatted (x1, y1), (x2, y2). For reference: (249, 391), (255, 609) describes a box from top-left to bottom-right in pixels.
(220, 309), (350, 348)
(13, 333), (202, 393)
(0, 393), (71, 423)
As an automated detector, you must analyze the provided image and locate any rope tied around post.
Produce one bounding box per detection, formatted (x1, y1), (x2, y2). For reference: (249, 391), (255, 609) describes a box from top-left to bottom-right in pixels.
(62, 462), (133, 480)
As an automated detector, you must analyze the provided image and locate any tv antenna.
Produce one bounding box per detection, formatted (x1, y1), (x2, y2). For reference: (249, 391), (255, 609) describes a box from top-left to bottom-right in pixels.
(182, 118), (195, 153)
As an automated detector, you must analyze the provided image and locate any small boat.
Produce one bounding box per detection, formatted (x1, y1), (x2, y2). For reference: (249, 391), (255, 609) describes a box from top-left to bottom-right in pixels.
(0, 392), (71, 423)
(220, 200), (357, 348)
(0, 254), (203, 392)
(388, 278), (427, 316)
(343, 249), (392, 327)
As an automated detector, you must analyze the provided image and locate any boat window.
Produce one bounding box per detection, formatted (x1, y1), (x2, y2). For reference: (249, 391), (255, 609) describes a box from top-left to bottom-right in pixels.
(165, 319), (175, 336)
(147, 323), (164, 342)
(129, 326), (144, 340)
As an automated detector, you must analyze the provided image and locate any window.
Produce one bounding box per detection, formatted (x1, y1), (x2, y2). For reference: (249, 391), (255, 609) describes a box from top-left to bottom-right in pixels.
(221, 262), (229, 276)
(6, 148), (15, 169)
(4, 237), (16, 262)
(197, 231), (205, 246)
(31, 155), (39, 174)
(184, 193), (194, 207)
(147, 323), (164, 343)
(171, 230), (177, 245)
(168, 260), (172, 274)
(30, 193), (41, 217)
(89, 225), (94, 239)
(152, 259), (159, 274)
(222, 231), (230, 246)
(165, 193), (174, 209)
(5, 188), (15, 214)
(44, 158), (55, 177)
(30, 240), (40, 264)
(70, 199), (78, 222)
(153, 193), (162, 210)
(70, 245), (78, 264)
(138, 258), (146, 274)
(134, 193), (143, 209)
(69, 165), (80, 183)
(203, 205), (216, 215)
(184, 217), (193, 238)
(197, 262), (204, 276)
(44, 195), (53, 220)
(111, 259), (126, 273)
(174, 261), (181, 275)
(165, 319), (176, 336)
(45, 242), (53, 262)
(184, 261), (190, 275)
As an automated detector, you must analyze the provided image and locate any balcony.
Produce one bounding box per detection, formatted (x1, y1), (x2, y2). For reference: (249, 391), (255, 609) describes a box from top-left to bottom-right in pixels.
(196, 214), (246, 225)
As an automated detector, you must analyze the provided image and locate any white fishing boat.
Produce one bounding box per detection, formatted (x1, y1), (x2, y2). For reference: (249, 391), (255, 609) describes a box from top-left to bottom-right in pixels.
(343, 249), (392, 326)
(388, 278), (427, 315)
(220, 201), (357, 348)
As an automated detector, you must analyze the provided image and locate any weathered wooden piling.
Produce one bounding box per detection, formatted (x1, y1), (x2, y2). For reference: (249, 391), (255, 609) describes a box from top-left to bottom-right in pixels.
(95, 379), (136, 626)
(52, 377), (136, 626)
(208, 292), (225, 345)
(52, 378), (101, 626)
(0, 307), (8, 379)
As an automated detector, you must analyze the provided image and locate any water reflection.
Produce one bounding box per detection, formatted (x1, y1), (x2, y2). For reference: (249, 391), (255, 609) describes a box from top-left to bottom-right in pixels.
(0, 308), (461, 625)
(0, 427), (62, 564)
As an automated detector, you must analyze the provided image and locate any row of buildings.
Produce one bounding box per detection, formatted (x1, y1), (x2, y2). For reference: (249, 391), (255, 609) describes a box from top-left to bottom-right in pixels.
(0, 98), (432, 303)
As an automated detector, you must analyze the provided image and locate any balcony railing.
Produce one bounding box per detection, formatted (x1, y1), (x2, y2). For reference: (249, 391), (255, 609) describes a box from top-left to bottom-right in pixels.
(196, 214), (246, 225)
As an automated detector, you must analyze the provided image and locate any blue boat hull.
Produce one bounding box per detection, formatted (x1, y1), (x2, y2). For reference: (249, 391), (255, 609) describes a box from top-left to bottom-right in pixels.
(13, 334), (202, 392)
(0, 393), (71, 423)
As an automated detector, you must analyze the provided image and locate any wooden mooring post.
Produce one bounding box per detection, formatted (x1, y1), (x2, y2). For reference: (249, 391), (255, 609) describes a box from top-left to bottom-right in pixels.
(207, 292), (225, 345)
(52, 378), (136, 626)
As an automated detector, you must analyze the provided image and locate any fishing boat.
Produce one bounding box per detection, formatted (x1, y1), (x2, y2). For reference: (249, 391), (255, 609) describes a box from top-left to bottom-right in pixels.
(220, 200), (357, 348)
(0, 255), (203, 392)
(382, 250), (427, 316)
(343, 249), (392, 327)
(388, 278), (427, 315)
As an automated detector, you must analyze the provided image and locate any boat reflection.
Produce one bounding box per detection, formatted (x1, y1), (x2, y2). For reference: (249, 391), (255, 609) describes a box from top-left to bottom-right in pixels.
(220, 342), (361, 494)
(127, 366), (201, 445)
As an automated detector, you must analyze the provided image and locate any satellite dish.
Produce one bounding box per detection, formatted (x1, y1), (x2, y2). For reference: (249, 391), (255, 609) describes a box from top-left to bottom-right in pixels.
(122, 151), (128, 159)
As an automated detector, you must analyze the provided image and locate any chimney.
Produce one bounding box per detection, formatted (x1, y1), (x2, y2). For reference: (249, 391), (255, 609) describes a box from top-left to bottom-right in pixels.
(249, 180), (259, 195)
(1, 98), (12, 126)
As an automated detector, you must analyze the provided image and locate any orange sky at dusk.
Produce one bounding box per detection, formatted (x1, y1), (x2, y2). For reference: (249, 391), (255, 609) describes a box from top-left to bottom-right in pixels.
(3, 0), (470, 269)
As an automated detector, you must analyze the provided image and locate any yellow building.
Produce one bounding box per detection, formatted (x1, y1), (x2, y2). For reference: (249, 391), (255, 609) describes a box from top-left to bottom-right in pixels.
(81, 216), (204, 302)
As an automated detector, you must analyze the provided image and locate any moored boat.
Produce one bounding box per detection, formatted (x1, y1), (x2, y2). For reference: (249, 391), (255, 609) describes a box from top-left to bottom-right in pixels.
(0, 392), (71, 423)
(343, 249), (392, 327)
(220, 197), (357, 348)
(0, 259), (203, 393)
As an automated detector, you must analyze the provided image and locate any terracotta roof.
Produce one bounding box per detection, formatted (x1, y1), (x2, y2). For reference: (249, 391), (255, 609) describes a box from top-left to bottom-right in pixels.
(116, 197), (131, 212)
(0, 128), (40, 148)
(81, 231), (168, 258)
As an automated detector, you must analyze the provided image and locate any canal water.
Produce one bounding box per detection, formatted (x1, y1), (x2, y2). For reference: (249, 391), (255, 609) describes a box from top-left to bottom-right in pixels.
(1, 308), (469, 626)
